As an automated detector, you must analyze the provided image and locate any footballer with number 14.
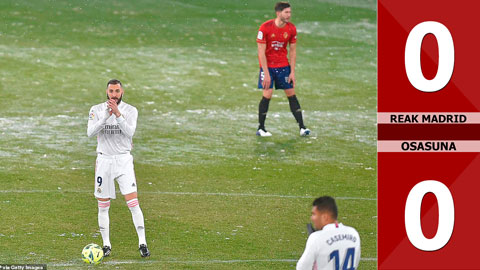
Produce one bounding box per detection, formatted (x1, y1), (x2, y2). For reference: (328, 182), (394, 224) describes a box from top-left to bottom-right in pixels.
(256, 2), (310, 137)
(87, 79), (150, 258)
(297, 196), (361, 270)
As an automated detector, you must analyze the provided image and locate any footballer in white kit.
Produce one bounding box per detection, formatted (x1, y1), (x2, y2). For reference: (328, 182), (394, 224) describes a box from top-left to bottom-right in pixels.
(297, 196), (361, 270)
(87, 79), (150, 258)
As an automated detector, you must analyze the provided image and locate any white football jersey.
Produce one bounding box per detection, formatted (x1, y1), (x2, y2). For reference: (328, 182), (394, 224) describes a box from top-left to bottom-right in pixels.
(297, 223), (361, 270)
(87, 101), (138, 155)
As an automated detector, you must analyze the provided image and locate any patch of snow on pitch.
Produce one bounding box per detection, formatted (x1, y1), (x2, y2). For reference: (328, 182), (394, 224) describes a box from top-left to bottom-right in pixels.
(297, 20), (376, 45)
(317, 0), (376, 10)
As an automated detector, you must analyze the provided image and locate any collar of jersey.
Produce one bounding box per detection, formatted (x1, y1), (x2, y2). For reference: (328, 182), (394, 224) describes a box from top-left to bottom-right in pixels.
(322, 222), (342, 230)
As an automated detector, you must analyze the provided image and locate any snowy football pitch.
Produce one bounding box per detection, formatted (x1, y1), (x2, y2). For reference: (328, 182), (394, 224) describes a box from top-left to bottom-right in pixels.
(0, 0), (376, 269)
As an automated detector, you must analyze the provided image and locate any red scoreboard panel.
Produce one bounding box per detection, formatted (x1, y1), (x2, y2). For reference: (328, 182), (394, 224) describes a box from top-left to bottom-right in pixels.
(378, 1), (480, 269)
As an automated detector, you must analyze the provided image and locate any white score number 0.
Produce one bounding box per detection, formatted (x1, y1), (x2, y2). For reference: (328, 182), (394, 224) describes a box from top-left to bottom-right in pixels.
(403, 21), (455, 251)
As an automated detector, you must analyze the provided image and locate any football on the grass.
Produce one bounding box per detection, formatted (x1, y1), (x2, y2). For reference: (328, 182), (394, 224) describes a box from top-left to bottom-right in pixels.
(82, 243), (104, 264)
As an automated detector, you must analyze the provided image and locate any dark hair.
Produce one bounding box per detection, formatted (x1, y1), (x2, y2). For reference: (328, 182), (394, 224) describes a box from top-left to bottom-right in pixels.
(106, 79), (122, 88)
(275, 2), (290, 12)
(312, 196), (338, 219)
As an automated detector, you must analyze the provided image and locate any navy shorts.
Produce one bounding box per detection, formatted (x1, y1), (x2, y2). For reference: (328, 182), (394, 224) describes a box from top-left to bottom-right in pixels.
(257, 66), (294, 90)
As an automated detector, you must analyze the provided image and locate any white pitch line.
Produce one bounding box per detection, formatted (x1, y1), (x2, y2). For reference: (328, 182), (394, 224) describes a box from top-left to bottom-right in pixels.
(0, 189), (377, 201)
(50, 257), (377, 267)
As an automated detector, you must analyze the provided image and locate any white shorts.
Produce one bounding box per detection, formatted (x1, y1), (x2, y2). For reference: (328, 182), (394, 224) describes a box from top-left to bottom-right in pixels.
(94, 153), (137, 199)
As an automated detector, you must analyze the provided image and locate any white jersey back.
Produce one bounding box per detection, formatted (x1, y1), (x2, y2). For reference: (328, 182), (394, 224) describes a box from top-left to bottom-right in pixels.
(87, 101), (138, 155)
(297, 223), (361, 270)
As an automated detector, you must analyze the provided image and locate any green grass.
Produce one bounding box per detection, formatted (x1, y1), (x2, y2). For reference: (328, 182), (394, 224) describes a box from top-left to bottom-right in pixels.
(0, 0), (377, 269)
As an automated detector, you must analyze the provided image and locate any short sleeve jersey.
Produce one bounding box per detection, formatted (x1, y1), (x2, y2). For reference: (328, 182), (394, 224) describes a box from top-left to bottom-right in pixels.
(256, 19), (297, 68)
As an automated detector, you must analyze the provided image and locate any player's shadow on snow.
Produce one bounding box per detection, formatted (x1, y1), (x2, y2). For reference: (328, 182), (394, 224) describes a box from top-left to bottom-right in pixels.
(254, 137), (301, 158)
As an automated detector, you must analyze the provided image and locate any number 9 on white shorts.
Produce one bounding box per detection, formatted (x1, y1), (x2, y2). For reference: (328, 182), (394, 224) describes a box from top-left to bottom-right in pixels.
(94, 153), (137, 199)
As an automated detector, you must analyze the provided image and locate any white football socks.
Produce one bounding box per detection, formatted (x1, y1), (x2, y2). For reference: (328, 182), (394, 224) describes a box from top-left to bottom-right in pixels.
(97, 200), (111, 248)
(127, 198), (147, 246)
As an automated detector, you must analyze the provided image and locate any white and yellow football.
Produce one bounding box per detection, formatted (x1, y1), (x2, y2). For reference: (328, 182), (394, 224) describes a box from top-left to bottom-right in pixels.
(81, 243), (104, 264)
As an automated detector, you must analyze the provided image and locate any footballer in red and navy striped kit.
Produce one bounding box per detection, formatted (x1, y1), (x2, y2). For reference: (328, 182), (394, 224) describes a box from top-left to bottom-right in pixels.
(256, 2), (310, 137)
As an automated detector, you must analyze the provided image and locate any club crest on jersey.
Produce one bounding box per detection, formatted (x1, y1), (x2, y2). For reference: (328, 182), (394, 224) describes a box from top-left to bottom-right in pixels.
(89, 112), (95, 120)
(283, 32), (288, 39)
(271, 33), (276, 38)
